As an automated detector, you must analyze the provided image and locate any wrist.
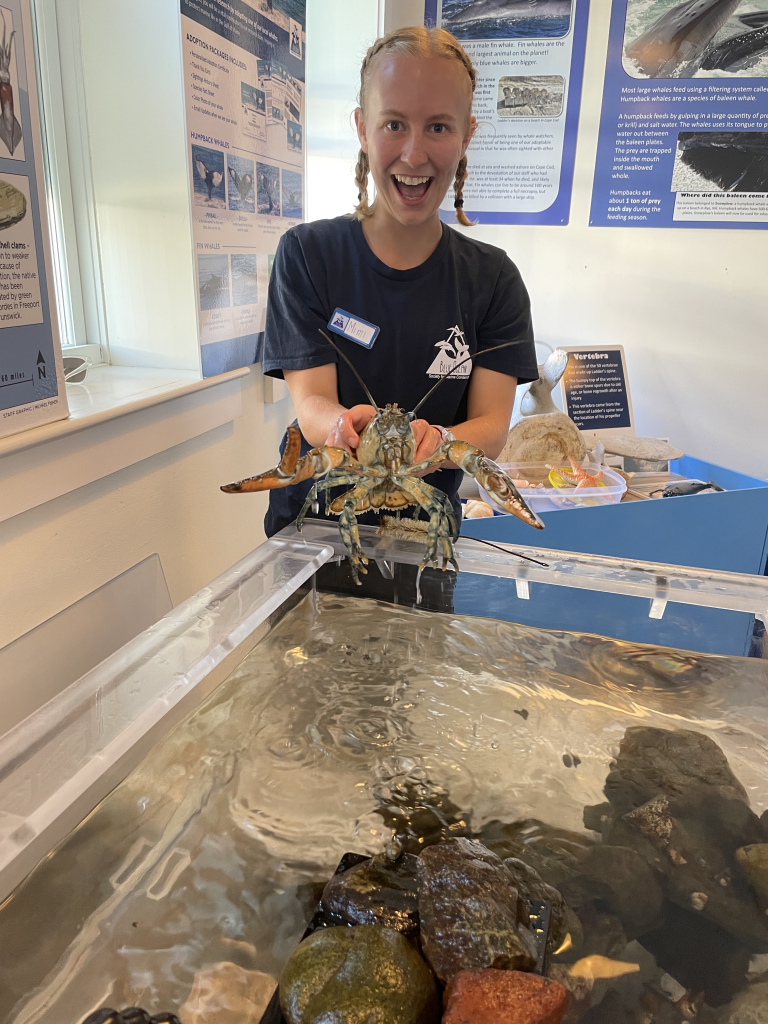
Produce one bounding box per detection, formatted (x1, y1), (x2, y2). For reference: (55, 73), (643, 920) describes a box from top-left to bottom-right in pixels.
(433, 425), (456, 444)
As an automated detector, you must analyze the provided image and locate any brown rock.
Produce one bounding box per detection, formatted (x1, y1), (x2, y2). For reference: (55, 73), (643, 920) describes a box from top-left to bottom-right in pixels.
(417, 837), (538, 982)
(443, 968), (569, 1024)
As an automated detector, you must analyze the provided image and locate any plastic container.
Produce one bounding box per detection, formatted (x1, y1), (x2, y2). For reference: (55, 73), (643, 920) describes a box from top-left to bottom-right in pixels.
(478, 461), (627, 514)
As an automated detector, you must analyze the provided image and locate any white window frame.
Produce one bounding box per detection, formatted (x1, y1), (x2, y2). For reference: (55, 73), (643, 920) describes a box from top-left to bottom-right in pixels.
(31, 0), (107, 362)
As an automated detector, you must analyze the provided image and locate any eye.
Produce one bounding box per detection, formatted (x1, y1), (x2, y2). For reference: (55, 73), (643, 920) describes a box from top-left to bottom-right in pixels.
(385, 120), (404, 132)
(428, 123), (449, 134)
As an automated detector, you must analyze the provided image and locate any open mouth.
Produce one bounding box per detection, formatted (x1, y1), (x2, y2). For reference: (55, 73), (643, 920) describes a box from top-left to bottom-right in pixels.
(392, 174), (432, 203)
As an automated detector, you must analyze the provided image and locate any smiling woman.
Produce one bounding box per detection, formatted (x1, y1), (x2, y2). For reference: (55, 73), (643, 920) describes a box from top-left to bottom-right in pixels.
(245, 25), (539, 586)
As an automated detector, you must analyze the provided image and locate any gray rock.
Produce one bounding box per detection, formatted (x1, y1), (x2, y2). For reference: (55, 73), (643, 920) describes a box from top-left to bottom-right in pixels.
(321, 852), (419, 935)
(602, 727), (749, 815)
(417, 837), (538, 982)
(480, 818), (662, 938)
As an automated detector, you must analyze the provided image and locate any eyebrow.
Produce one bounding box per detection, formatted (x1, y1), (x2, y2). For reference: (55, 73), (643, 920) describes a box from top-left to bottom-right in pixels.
(379, 108), (459, 121)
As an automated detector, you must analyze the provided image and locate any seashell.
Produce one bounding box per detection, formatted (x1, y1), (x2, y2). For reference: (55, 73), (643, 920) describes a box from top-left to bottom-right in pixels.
(0, 179), (26, 230)
(567, 954), (641, 980)
(500, 412), (586, 464)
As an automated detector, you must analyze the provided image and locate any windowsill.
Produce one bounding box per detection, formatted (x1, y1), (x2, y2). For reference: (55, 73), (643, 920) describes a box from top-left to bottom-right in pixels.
(0, 364), (248, 457)
(0, 363), (251, 523)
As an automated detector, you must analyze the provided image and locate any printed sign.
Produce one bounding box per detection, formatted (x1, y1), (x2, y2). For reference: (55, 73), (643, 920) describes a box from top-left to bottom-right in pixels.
(425, 0), (590, 225)
(0, 0), (67, 439)
(559, 346), (634, 433)
(590, 0), (768, 229)
(180, 0), (306, 376)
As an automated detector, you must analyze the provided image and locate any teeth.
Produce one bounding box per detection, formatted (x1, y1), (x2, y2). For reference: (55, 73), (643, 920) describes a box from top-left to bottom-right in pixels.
(394, 175), (430, 185)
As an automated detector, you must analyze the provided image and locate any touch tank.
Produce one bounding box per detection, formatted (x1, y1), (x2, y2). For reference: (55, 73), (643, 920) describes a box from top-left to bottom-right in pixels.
(1, 521), (768, 1023)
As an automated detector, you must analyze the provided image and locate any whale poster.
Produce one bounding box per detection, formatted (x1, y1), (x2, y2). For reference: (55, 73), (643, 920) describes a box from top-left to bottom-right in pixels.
(591, 0), (768, 228)
(425, 0), (590, 224)
(180, 0), (306, 376)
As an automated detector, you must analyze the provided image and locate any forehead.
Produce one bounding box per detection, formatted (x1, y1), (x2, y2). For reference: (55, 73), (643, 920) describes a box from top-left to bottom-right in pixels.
(365, 53), (472, 119)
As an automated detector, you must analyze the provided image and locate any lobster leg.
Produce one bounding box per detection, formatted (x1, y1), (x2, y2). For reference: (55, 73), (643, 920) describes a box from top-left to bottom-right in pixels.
(221, 424), (360, 494)
(296, 473), (367, 530)
(335, 479), (386, 584)
(408, 440), (544, 531)
(398, 476), (459, 573)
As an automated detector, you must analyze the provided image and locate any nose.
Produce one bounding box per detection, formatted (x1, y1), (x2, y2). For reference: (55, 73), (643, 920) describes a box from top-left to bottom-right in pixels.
(399, 130), (429, 171)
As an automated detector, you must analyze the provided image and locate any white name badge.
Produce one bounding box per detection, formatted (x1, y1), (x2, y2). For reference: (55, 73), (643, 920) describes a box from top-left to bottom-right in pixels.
(327, 308), (379, 349)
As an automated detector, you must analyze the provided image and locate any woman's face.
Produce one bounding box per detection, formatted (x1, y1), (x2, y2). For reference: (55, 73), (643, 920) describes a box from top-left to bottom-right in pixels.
(356, 53), (474, 227)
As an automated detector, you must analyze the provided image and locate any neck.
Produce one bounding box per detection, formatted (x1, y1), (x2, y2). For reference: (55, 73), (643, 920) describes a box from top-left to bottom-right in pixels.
(361, 206), (443, 271)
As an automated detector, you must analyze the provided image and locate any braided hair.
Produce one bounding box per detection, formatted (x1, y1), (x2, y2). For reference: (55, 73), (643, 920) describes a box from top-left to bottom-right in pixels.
(354, 26), (476, 226)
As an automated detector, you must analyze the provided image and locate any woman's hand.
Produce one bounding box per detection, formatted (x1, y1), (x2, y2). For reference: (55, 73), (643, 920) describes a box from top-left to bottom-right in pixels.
(411, 419), (443, 463)
(324, 404), (377, 454)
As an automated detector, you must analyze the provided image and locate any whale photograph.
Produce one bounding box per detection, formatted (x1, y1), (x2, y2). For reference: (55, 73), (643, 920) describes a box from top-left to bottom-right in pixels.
(623, 0), (768, 77)
(440, 0), (573, 39)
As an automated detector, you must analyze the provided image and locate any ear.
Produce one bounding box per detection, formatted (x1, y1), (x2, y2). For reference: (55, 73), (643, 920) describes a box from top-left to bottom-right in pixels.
(354, 107), (368, 153)
(461, 115), (476, 159)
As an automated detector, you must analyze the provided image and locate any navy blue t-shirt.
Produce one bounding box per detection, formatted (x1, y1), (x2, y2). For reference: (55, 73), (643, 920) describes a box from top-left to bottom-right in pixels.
(262, 215), (537, 537)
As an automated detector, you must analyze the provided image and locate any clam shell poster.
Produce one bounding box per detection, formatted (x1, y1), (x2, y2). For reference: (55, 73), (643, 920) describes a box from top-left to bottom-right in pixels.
(590, 0), (768, 228)
(425, 0), (590, 225)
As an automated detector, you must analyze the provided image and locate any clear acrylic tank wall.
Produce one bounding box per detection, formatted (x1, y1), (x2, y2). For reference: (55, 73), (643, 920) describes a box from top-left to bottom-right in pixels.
(1, 521), (767, 1024)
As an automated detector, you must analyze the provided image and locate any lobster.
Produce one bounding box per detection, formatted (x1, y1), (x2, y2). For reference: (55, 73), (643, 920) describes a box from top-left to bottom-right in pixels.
(222, 331), (544, 583)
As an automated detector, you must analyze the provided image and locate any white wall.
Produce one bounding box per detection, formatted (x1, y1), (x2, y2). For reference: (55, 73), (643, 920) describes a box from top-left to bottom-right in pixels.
(0, 371), (292, 651)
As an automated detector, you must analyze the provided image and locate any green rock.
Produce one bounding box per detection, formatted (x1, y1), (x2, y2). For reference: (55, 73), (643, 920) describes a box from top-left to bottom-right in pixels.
(736, 844), (768, 902)
(0, 179), (26, 230)
(279, 925), (439, 1024)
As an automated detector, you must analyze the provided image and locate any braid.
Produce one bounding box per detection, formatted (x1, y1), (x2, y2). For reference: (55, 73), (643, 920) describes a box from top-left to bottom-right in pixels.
(354, 149), (372, 220)
(453, 156), (471, 227)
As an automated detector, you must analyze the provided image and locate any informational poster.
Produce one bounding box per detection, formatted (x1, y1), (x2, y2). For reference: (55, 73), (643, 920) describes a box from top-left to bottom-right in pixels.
(0, 0), (67, 439)
(426, 0), (590, 224)
(591, 0), (768, 228)
(180, 0), (306, 376)
(560, 346), (634, 434)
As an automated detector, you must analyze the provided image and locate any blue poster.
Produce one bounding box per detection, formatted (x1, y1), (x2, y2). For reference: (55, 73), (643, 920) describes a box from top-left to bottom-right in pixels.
(591, 0), (768, 229)
(425, 0), (590, 225)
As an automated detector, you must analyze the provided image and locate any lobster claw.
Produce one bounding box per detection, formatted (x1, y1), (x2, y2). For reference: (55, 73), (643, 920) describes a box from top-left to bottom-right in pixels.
(482, 467), (544, 530)
(221, 425), (307, 492)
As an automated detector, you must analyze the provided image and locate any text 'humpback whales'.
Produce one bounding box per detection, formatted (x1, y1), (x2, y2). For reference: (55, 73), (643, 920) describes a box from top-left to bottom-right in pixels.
(625, 0), (744, 77)
(446, 0), (572, 26)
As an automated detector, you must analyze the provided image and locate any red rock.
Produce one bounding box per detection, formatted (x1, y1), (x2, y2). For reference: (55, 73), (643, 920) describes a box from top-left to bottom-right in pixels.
(442, 969), (569, 1024)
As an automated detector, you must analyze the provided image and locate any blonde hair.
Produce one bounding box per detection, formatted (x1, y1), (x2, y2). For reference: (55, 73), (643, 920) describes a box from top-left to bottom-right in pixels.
(354, 26), (475, 228)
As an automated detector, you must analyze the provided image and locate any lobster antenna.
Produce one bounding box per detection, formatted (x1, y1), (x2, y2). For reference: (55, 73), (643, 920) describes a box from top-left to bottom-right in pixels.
(318, 329), (378, 409)
(468, 535), (549, 568)
(411, 339), (526, 417)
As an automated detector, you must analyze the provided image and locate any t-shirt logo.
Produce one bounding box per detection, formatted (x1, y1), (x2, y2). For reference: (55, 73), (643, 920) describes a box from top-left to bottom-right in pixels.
(426, 326), (472, 379)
